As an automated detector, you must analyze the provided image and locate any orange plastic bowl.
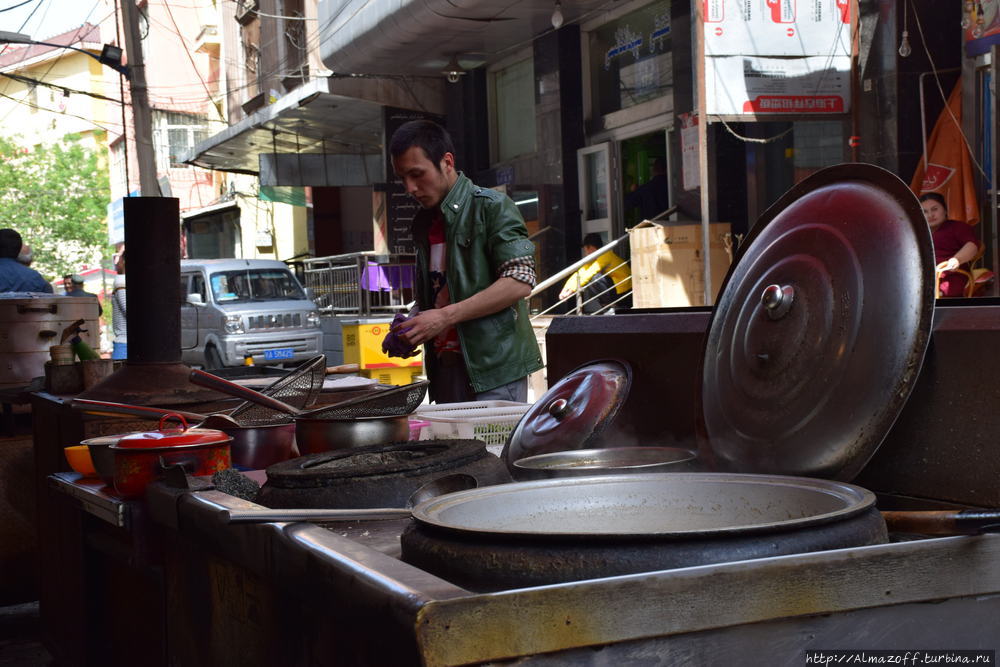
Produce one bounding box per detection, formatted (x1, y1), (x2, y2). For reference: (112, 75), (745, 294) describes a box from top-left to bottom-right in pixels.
(65, 445), (97, 477)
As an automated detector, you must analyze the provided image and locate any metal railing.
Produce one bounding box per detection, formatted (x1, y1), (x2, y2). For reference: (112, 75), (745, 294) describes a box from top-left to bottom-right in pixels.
(302, 252), (416, 316)
(530, 234), (633, 319)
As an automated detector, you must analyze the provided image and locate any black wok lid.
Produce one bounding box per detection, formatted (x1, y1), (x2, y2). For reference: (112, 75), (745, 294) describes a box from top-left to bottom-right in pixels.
(500, 359), (631, 476)
(699, 164), (935, 480)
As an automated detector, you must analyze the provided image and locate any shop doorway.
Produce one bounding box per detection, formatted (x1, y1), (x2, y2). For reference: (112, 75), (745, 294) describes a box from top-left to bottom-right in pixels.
(620, 130), (670, 229)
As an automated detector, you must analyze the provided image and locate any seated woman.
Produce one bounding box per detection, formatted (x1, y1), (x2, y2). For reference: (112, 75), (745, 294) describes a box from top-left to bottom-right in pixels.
(920, 192), (979, 297)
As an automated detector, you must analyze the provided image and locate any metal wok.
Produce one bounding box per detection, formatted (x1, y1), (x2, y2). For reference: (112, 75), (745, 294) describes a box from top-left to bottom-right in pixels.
(188, 370), (410, 453)
(400, 473), (888, 591)
(512, 446), (697, 479)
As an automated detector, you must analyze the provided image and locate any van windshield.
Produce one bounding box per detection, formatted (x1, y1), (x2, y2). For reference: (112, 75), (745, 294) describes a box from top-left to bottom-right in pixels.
(209, 268), (307, 303)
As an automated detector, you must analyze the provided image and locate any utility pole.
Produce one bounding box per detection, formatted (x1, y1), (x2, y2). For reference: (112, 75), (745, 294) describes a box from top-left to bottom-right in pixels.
(119, 0), (160, 197)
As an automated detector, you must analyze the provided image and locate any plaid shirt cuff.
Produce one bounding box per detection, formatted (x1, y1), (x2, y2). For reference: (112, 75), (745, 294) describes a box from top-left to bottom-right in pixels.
(499, 256), (536, 287)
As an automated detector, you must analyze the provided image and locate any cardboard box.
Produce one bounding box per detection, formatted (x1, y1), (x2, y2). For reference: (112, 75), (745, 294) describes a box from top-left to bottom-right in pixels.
(628, 222), (734, 308)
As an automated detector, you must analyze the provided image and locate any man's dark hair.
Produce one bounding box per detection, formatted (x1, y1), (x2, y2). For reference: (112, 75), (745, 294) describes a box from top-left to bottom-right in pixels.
(389, 120), (455, 171)
(0, 229), (22, 259)
(919, 192), (947, 209)
(652, 157), (666, 174)
(582, 233), (604, 248)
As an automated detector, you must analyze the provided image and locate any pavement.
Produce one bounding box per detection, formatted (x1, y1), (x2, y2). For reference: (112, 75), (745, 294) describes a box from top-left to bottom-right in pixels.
(0, 602), (52, 666)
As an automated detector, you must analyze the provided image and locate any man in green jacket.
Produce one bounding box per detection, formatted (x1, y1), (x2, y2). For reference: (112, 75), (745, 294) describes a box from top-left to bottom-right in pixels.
(387, 120), (543, 403)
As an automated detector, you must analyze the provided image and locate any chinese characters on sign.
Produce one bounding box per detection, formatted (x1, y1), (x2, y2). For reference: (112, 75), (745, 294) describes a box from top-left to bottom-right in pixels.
(703, 0), (852, 116)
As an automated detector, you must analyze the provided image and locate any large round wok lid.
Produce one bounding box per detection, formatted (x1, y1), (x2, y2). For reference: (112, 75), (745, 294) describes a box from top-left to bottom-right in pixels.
(409, 473), (877, 538)
(699, 164), (935, 481)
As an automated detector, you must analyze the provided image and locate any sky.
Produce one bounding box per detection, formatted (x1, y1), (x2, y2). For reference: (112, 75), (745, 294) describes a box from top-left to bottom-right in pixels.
(0, 0), (106, 42)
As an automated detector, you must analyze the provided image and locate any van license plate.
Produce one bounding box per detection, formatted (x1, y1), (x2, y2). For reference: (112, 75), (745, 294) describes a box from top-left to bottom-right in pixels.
(264, 348), (294, 360)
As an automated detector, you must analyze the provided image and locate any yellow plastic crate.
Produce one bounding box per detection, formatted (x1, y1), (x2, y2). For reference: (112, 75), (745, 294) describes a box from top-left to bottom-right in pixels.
(342, 319), (423, 377)
(361, 366), (424, 386)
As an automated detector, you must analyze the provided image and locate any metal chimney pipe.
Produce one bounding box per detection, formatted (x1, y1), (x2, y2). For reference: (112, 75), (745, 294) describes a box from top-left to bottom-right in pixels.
(124, 196), (181, 363)
(77, 196), (220, 405)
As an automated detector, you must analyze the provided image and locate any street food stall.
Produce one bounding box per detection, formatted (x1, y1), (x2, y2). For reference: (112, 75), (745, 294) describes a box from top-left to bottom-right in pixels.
(33, 168), (1000, 665)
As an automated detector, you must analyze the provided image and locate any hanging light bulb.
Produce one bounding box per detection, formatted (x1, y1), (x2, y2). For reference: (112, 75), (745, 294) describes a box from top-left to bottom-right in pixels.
(551, 0), (564, 29)
(441, 55), (466, 84)
(898, 30), (912, 58)
(897, 1), (911, 58)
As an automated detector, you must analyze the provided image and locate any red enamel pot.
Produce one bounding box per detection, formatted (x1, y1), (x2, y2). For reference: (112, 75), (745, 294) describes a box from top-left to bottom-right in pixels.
(110, 414), (232, 499)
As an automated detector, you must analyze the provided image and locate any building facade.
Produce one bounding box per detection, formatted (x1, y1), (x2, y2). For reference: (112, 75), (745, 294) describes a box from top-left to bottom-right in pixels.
(186, 0), (999, 301)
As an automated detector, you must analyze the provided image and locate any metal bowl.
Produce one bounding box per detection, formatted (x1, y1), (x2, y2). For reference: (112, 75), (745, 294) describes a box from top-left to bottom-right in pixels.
(512, 446), (696, 479)
(83, 432), (142, 487)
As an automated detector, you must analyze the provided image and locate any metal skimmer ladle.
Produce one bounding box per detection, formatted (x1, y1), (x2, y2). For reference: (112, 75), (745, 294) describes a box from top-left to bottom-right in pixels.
(215, 473), (478, 524)
(72, 398), (247, 428)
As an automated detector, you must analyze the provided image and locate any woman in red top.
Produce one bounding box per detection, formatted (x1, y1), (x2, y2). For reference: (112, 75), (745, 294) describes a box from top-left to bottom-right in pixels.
(920, 192), (979, 297)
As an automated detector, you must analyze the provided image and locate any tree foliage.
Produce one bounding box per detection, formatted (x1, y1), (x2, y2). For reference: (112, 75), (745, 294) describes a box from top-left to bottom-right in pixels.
(0, 134), (111, 282)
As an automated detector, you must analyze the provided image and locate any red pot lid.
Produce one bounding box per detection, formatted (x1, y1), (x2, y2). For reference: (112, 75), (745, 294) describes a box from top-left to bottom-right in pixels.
(114, 413), (231, 449)
(500, 359), (631, 476)
(698, 164), (935, 481)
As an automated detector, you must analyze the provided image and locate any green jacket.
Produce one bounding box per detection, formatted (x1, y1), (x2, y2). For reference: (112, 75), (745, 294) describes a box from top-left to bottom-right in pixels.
(412, 173), (543, 396)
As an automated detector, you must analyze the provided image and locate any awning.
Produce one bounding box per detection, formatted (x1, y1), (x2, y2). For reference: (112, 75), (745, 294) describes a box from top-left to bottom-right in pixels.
(181, 77), (385, 175)
(317, 0), (617, 76)
(181, 200), (239, 221)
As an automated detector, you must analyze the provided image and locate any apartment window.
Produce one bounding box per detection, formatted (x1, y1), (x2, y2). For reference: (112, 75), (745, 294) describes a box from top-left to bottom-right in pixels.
(492, 58), (536, 162)
(153, 111), (210, 170)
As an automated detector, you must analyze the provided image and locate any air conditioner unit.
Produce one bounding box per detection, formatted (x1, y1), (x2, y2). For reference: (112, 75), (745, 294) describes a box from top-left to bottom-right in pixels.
(235, 0), (259, 25)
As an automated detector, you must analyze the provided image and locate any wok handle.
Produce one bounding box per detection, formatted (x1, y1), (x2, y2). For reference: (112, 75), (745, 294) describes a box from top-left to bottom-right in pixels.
(189, 369), (301, 416)
(221, 507), (412, 524)
(325, 364), (360, 375)
(72, 398), (205, 423)
(881, 510), (1000, 535)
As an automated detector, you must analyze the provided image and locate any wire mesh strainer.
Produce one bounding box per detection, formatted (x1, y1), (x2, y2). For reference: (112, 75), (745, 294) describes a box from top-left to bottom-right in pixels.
(227, 355), (326, 426)
(304, 380), (429, 419)
(190, 369), (428, 420)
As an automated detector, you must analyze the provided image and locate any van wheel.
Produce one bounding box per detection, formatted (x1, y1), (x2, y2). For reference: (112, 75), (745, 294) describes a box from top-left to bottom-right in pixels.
(204, 345), (224, 370)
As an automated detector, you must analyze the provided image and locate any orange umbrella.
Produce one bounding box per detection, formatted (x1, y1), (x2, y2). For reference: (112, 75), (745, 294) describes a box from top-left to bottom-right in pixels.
(910, 80), (980, 225)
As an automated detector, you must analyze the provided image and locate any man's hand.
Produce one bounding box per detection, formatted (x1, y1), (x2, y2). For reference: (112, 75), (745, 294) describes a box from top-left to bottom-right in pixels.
(395, 308), (455, 347)
(559, 287), (574, 299)
(396, 276), (529, 348)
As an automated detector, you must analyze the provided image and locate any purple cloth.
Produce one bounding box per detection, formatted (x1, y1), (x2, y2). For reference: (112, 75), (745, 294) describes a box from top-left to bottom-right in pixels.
(361, 264), (415, 291)
(381, 312), (419, 358)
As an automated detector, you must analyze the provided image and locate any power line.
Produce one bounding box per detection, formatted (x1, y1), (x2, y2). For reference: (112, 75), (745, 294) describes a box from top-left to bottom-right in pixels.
(0, 0), (46, 81)
(160, 0), (226, 121)
(0, 88), (119, 133)
(0, 0), (37, 13)
(0, 3), (110, 124)
(0, 70), (123, 103)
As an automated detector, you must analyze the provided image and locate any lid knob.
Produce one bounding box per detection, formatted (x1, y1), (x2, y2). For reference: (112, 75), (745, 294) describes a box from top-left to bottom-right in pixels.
(761, 284), (795, 320)
(547, 398), (570, 419)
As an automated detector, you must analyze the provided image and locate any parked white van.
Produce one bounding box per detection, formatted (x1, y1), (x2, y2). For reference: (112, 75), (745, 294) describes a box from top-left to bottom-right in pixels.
(180, 258), (322, 368)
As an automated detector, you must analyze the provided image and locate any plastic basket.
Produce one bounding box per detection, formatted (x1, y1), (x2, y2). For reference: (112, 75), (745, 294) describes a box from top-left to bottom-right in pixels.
(418, 404), (531, 455)
(413, 400), (527, 415)
(407, 419), (430, 441)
